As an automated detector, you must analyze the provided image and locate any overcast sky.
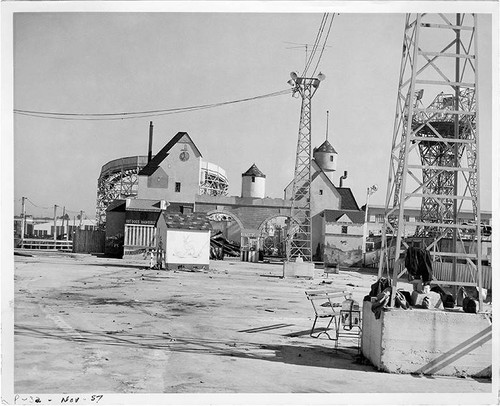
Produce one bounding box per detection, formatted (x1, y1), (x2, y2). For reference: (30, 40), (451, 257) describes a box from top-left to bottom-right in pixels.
(9, 7), (495, 219)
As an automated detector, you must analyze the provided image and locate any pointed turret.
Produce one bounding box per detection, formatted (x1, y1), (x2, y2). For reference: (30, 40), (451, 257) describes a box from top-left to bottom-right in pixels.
(313, 111), (338, 181)
(241, 164), (266, 198)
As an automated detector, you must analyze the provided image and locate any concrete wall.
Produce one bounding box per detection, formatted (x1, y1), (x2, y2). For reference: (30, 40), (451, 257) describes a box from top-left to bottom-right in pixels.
(195, 195), (290, 231)
(361, 301), (492, 377)
(322, 220), (363, 266)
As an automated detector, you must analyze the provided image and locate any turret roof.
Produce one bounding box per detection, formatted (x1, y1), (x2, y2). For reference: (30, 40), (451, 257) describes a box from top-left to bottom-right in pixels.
(315, 140), (337, 154)
(242, 164), (266, 178)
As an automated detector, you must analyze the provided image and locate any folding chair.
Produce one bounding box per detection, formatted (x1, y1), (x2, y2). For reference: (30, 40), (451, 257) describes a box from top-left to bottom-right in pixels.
(305, 289), (349, 340)
(337, 298), (362, 351)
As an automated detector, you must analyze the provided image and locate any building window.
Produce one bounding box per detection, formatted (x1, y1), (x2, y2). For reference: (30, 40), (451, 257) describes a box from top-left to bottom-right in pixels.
(341, 226), (348, 234)
(375, 214), (384, 222)
(252, 176), (255, 183)
(319, 189), (323, 195)
(330, 155), (334, 162)
(175, 182), (181, 192)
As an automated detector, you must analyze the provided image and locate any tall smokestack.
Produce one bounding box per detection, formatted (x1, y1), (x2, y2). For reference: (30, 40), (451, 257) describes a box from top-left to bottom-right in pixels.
(148, 121), (154, 162)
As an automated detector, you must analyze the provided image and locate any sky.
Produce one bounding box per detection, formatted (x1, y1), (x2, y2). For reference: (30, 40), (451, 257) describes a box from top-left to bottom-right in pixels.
(8, 6), (496, 220)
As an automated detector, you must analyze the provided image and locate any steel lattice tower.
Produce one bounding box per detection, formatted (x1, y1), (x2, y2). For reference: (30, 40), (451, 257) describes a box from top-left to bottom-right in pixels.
(286, 72), (325, 262)
(378, 13), (484, 310)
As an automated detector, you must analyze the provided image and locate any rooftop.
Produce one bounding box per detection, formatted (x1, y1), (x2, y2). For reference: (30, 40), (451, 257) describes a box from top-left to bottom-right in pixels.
(242, 164), (266, 178)
(315, 140), (337, 154)
(161, 212), (212, 230)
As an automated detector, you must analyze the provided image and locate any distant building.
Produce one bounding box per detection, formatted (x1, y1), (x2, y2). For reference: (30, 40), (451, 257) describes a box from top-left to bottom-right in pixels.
(14, 216), (97, 239)
(104, 128), (365, 264)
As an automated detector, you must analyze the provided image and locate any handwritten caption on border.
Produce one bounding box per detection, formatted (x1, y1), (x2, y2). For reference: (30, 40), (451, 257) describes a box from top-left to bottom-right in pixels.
(14, 395), (103, 405)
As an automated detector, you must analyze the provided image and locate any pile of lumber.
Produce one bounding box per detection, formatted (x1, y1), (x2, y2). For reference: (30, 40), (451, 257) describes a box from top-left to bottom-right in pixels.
(210, 231), (240, 259)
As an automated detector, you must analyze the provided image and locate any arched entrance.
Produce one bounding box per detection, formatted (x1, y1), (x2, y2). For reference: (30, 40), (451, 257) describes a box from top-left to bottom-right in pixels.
(258, 215), (288, 259)
(206, 210), (243, 246)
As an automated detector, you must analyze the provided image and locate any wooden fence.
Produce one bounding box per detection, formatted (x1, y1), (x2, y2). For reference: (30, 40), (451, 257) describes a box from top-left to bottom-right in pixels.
(381, 258), (492, 290)
(20, 239), (73, 251)
(72, 229), (106, 254)
(432, 261), (492, 290)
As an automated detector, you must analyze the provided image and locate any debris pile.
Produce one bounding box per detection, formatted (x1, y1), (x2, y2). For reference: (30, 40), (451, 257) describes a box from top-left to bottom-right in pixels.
(210, 231), (240, 259)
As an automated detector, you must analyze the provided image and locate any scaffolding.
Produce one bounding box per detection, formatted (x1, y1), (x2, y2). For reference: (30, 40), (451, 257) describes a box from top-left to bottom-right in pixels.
(378, 13), (484, 310)
(96, 156), (149, 227)
(199, 161), (229, 197)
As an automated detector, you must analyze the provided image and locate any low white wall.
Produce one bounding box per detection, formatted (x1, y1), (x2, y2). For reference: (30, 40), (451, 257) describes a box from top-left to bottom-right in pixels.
(165, 229), (210, 266)
(361, 301), (382, 367)
(361, 301), (492, 377)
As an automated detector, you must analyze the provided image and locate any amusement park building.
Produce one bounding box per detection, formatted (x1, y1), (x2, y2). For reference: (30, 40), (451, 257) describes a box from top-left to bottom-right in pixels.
(96, 133), (229, 225)
(101, 130), (366, 262)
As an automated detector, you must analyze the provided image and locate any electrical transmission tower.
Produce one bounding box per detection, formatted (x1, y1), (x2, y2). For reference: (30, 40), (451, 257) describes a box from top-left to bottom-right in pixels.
(378, 13), (484, 310)
(286, 71), (325, 262)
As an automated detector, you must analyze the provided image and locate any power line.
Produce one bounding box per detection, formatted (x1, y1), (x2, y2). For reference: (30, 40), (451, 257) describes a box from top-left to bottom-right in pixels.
(311, 13), (336, 77)
(24, 197), (85, 216)
(14, 89), (291, 121)
(301, 13), (337, 78)
(25, 198), (50, 210)
(302, 13), (328, 76)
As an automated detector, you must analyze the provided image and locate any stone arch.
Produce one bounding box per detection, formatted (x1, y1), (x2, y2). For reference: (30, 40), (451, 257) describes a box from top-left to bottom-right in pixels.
(258, 214), (289, 233)
(257, 213), (289, 257)
(206, 209), (245, 231)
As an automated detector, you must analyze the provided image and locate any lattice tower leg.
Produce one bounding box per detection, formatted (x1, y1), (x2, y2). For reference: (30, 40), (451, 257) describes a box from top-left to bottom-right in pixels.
(377, 13), (483, 311)
(286, 77), (321, 262)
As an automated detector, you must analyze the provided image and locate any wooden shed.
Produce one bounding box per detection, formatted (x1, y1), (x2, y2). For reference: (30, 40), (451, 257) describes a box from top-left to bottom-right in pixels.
(156, 212), (212, 269)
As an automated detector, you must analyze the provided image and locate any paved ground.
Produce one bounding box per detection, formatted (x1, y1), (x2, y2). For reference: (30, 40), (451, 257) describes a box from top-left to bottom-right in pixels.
(13, 251), (492, 396)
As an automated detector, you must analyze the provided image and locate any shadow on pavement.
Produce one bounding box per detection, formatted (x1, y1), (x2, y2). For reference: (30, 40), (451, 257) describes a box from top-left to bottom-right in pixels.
(15, 324), (374, 372)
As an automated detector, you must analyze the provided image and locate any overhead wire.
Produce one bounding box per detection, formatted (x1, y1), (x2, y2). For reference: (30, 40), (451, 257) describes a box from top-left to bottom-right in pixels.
(302, 13), (328, 76)
(23, 197), (87, 217)
(14, 89), (291, 121)
(311, 13), (336, 77)
(25, 198), (51, 210)
(300, 13), (337, 78)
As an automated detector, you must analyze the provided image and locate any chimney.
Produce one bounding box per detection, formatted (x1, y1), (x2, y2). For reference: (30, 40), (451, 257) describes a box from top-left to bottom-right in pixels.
(148, 121), (154, 163)
(339, 170), (348, 187)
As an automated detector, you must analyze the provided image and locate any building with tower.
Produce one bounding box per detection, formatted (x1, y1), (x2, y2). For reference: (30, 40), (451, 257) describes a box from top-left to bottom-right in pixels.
(101, 128), (365, 265)
(241, 164), (266, 199)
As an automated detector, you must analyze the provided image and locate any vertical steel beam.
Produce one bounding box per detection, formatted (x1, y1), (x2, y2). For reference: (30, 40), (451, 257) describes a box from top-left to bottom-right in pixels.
(286, 75), (322, 262)
(379, 13), (483, 310)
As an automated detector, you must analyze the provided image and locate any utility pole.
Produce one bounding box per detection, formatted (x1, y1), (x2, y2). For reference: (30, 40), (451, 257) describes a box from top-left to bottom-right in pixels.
(285, 71), (325, 262)
(61, 206), (67, 241)
(53, 205), (58, 248)
(20, 197), (26, 248)
(362, 185), (378, 266)
(79, 210), (83, 230)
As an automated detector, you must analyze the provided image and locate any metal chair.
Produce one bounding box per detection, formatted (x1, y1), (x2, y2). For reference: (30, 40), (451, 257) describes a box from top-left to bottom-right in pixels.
(337, 298), (362, 351)
(305, 289), (349, 340)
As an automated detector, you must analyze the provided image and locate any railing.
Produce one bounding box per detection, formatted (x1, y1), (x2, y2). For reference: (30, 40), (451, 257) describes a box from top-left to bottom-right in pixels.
(19, 239), (73, 251)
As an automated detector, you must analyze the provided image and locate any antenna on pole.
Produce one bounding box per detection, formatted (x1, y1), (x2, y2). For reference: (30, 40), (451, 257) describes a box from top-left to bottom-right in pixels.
(326, 110), (330, 141)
